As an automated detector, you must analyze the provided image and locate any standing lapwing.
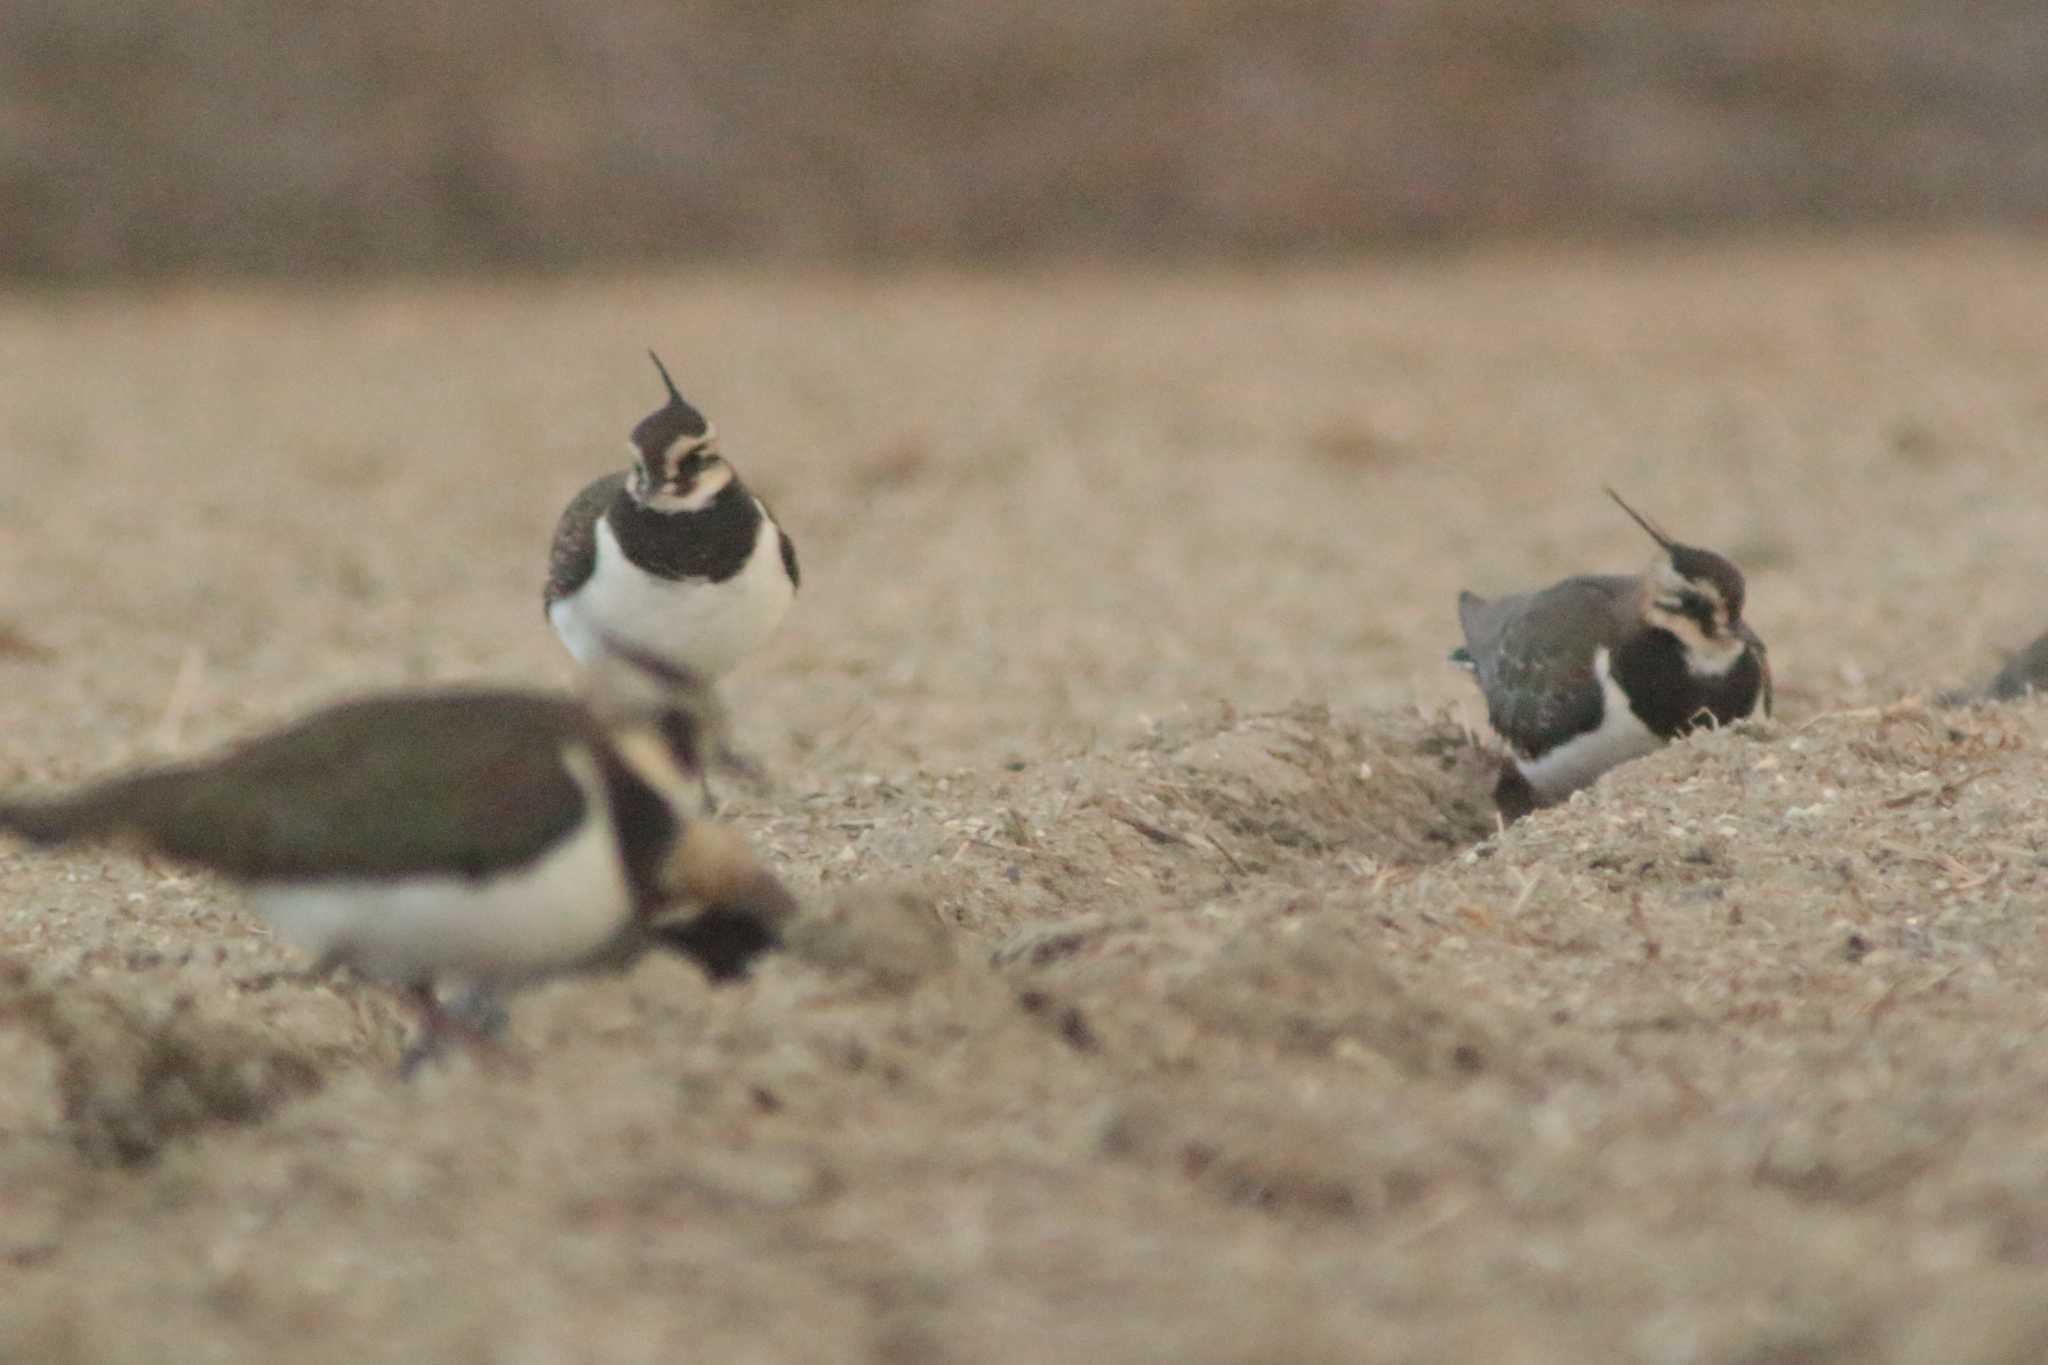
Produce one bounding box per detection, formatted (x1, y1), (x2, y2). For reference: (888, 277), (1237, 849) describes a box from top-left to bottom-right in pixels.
(546, 353), (799, 686)
(0, 648), (796, 1065)
(1452, 490), (1771, 821)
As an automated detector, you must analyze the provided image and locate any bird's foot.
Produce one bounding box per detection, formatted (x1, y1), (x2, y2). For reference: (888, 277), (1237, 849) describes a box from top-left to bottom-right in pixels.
(397, 985), (528, 1079)
(1492, 763), (1538, 825)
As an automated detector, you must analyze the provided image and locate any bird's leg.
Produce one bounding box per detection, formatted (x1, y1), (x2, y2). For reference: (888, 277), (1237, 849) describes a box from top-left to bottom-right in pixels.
(396, 983), (526, 1079)
(716, 740), (769, 789)
(1492, 762), (1538, 824)
(699, 737), (773, 815)
(438, 982), (513, 1038)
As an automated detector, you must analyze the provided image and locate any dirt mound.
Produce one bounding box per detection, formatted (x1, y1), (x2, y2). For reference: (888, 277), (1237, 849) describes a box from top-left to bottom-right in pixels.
(795, 702), (1500, 962)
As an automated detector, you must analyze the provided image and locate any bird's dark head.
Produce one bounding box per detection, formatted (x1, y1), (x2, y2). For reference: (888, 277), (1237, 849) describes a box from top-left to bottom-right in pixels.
(646, 899), (787, 981)
(660, 821), (802, 953)
(1607, 488), (1753, 676)
(629, 352), (732, 512)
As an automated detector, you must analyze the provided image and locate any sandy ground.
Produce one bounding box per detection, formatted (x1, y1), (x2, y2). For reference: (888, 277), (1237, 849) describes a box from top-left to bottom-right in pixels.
(4, 236), (2048, 1362)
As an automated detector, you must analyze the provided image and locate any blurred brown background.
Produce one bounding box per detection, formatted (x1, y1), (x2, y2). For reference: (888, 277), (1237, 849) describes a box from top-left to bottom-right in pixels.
(8, 0), (2048, 280)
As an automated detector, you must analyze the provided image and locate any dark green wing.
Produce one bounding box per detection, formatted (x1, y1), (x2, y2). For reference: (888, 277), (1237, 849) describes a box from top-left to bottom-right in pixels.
(6, 692), (600, 882)
(1458, 575), (1635, 758)
(545, 471), (629, 609)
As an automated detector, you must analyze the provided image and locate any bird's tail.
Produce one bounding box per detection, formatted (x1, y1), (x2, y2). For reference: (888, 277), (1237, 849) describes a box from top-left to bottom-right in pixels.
(0, 771), (177, 848)
(0, 792), (109, 846)
(1451, 590), (1488, 673)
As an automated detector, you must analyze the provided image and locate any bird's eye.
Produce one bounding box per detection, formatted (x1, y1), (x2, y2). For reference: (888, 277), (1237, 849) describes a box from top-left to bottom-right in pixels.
(1674, 591), (1719, 632)
(666, 448), (711, 484)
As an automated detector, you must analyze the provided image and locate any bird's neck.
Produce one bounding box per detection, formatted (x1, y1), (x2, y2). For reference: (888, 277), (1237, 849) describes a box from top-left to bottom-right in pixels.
(1611, 626), (1764, 739)
(605, 480), (761, 580)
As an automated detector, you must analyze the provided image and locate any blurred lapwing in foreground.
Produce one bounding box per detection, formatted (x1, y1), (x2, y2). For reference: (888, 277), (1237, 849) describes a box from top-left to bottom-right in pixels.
(0, 649), (795, 1066)
(546, 353), (799, 685)
(1451, 490), (1771, 821)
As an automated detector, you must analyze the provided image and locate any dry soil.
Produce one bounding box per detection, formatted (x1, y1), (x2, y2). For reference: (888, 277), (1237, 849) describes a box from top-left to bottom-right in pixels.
(4, 237), (2048, 1363)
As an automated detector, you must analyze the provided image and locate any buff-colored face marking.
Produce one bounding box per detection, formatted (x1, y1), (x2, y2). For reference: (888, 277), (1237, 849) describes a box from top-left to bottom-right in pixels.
(1646, 561), (1745, 674)
(630, 438), (733, 512)
(664, 820), (767, 904)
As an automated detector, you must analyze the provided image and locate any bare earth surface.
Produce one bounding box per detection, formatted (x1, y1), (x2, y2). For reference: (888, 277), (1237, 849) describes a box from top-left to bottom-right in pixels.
(4, 237), (2048, 1363)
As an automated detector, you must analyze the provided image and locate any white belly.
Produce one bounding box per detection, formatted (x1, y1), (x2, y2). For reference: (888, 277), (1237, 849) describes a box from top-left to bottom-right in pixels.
(1513, 646), (1663, 803)
(550, 508), (794, 679)
(247, 759), (635, 987)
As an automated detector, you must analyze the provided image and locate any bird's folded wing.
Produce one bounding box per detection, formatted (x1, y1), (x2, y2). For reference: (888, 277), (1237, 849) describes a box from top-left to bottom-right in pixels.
(544, 471), (629, 607)
(102, 693), (594, 882)
(1462, 576), (1636, 757)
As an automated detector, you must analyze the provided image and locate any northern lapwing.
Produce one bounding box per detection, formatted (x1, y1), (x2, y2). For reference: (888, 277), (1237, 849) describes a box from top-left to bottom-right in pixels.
(0, 648), (796, 1065)
(1451, 490), (1771, 821)
(546, 353), (799, 685)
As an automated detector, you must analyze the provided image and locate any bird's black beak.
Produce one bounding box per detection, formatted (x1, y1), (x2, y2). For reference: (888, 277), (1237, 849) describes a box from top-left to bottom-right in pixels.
(649, 862), (797, 981)
(648, 901), (785, 981)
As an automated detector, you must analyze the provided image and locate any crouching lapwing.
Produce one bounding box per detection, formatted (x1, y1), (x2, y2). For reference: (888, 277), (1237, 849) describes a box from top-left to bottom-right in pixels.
(0, 648), (796, 1067)
(1452, 490), (1771, 821)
